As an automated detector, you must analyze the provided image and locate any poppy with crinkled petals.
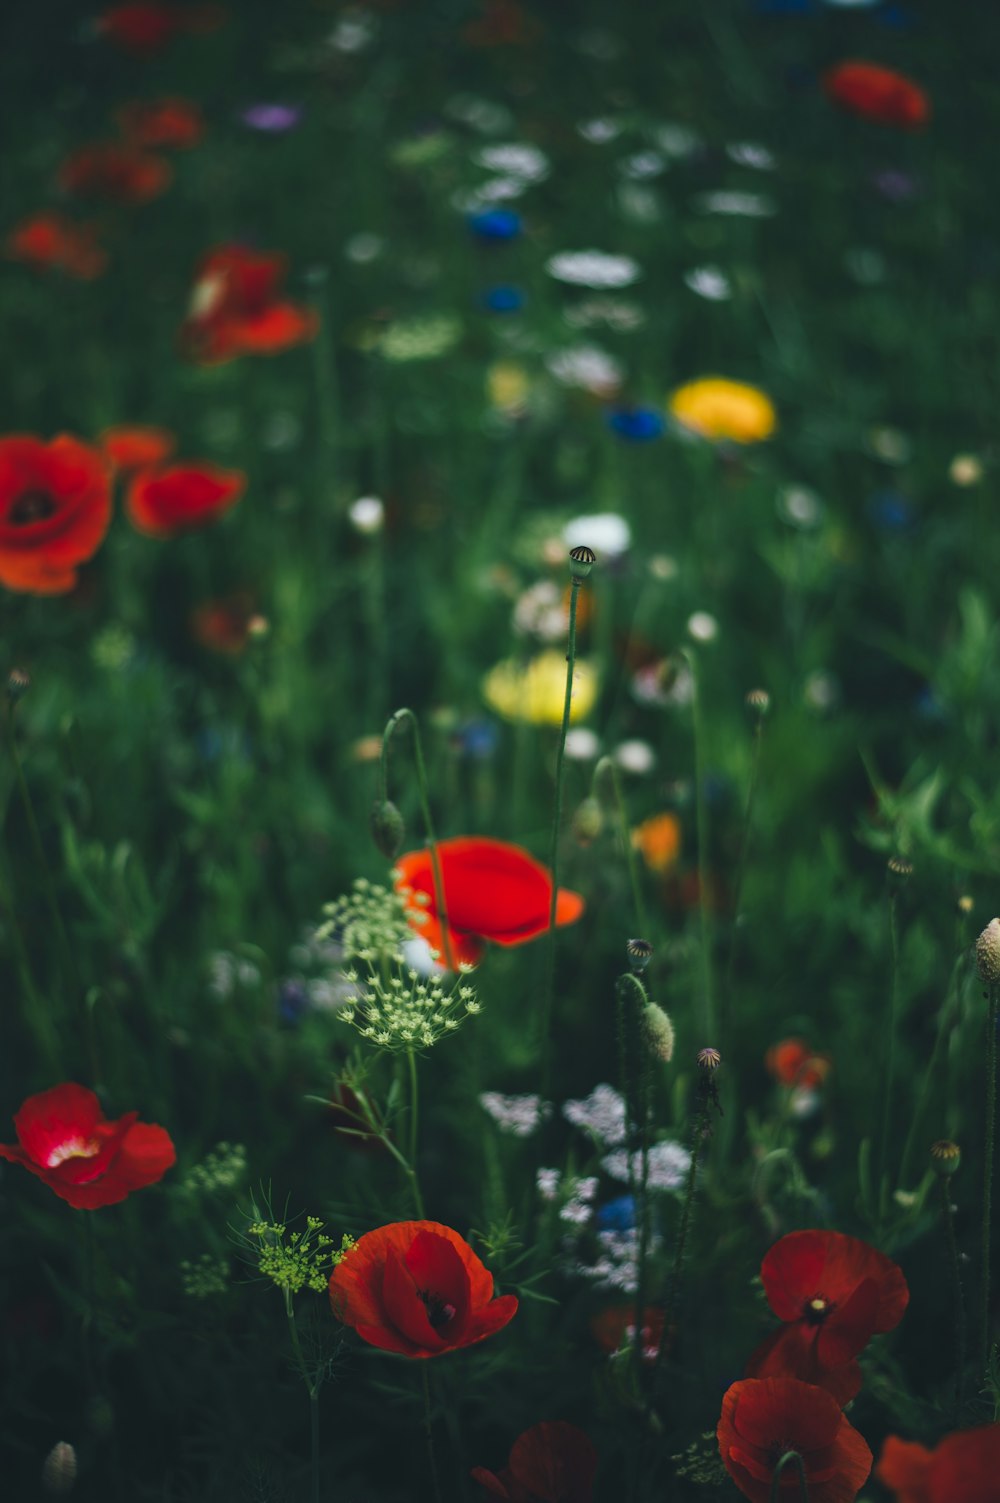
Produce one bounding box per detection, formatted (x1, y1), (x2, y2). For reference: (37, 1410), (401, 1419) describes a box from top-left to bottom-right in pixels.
(126, 462), (245, 538)
(394, 837), (585, 968)
(58, 144), (173, 205)
(179, 244), (318, 365)
(0, 435), (112, 595)
(328, 1220), (517, 1358)
(117, 97), (205, 150)
(0, 1083), (175, 1210)
(472, 1421), (598, 1502)
(824, 62), (929, 130)
(6, 213), (107, 280)
(877, 1427), (1000, 1503)
(719, 1377), (872, 1503)
(746, 1230), (908, 1405)
(99, 426), (176, 474)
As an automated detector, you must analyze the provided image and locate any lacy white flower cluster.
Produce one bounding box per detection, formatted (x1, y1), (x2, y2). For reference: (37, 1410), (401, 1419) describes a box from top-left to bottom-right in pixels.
(575, 1227), (659, 1293)
(562, 1083), (627, 1146)
(601, 1141), (692, 1191)
(317, 877), (417, 964)
(207, 950), (262, 1000)
(545, 250), (641, 289)
(340, 959), (481, 1051)
(479, 1092), (552, 1137)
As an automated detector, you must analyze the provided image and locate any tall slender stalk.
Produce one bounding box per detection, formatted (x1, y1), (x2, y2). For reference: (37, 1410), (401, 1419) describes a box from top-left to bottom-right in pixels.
(983, 983), (998, 1373)
(615, 971), (652, 1381)
(421, 1366), (444, 1503)
(878, 882), (903, 1223)
(936, 1168), (966, 1415)
(686, 651), (716, 1043)
(284, 1290), (321, 1503)
(596, 757), (648, 937)
(720, 695), (766, 1051)
(380, 708), (455, 971)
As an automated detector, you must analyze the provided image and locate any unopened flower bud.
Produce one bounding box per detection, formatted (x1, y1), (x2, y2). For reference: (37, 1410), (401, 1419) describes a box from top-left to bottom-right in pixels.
(976, 918), (1000, 986)
(568, 544), (596, 582)
(572, 796), (604, 846)
(930, 1140), (961, 1178)
(370, 799), (405, 860)
(642, 1003), (675, 1062)
(7, 667), (30, 703)
(697, 1047), (721, 1071)
(42, 1441), (77, 1495)
(626, 937), (653, 973)
(745, 688), (770, 717)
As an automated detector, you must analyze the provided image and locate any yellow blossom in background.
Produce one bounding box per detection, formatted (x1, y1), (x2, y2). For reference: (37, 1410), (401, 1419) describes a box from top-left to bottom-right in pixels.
(631, 811), (682, 873)
(483, 650), (598, 726)
(487, 360), (531, 416)
(667, 376), (776, 444)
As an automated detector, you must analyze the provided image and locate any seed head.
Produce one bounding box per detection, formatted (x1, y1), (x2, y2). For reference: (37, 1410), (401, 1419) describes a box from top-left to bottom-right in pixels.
(42, 1442), (77, 1496)
(976, 918), (1000, 986)
(6, 667), (30, 704)
(370, 799), (405, 860)
(627, 937), (653, 973)
(568, 544), (596, 582)
(697, 1047), (721, 1071)
(745, 688), (770, 717)
(930, 1139), (961, 1178)
(642, 1003), (675, 1063)
(887, 855), (913, 881)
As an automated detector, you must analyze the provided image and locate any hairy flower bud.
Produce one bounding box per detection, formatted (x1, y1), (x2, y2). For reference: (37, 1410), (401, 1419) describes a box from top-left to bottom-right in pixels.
(42, 1442), (77, 1496)
(976, 918), (1000, 986)
(370, 799), (405, 860)
(642, 1003), (675, 1062)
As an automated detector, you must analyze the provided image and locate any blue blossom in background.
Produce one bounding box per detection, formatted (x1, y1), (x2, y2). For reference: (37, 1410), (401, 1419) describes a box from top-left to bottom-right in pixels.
(868, 491), (914, 532)
(479, 284), (525, 313)
(606, 407), (665, 442)
(468, 208), (522, 241)
(596, 1195), (637, 1232)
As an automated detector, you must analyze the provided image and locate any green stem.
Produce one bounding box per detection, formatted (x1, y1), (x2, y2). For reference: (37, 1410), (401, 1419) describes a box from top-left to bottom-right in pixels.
(687, 652), (715, 1043)
(768, 1450), (810, 1503)
(615, 973), (651, 1383)
(406, 1046), (424, 1218)
(878, 890), (902, 1223)
(939, 1175), (966, 1416)
(720, 716), (763, 1051)
(899, 951), (964, 1189)
(653, 1095), (710, 1407)
(381, 708), (455, 970)
(284, 1291), (320, 1503)
(538, 579), (582, 1098)
(421, 1365), (444, 1503)
(598, 757), (648, 937)
(983, 985), (998, 1374)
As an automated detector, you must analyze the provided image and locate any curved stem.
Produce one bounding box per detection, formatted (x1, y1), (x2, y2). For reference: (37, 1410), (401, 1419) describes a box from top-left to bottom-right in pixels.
(769, 1450), (810, 1502)
(382, 708), (455, 970)
(284, 1291), (320, 1503)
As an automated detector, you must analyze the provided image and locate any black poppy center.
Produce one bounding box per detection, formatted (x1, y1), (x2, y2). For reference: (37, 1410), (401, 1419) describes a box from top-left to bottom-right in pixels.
(802, 1294), (833, 1326)
(419, 1289), (457, 1330)
(10, 489), (57, 525)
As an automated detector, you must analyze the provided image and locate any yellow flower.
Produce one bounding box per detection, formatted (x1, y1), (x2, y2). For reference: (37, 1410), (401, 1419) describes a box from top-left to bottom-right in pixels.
(487, 361), (530, 416)
(667, 376), (776, 444)
(482, 650), (598, 726)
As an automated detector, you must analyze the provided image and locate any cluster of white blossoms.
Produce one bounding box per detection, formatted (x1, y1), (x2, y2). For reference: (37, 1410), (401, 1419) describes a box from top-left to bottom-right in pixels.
(601, 1140), (692, 1191)
(480, 1092), (552, 1137)
(339, 958), (481, 1051)
(317, 877), (418, 965)
(562, 1082), (628, 1146)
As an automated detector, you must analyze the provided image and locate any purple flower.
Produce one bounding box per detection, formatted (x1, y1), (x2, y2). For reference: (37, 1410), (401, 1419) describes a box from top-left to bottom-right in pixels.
(240, 104), (304, 134)
(871, 167), (921, 203)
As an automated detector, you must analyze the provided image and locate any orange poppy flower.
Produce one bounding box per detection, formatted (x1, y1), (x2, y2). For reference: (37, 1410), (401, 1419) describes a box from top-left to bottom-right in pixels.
(631, 812), (681, 875)
(125, 462), (245, 538)
(765, 1038), (831, 1091)
(99, 425), (176, 473)
(718, 1377), (872, 1503)
(0, 435), (112, 595)
(179, 244), (319, 365)
(877, 1426), (1000, 1503)
(328, 1220), (518, 1358)
(58, 144), (173, 205)
(471, 1422), (597, 1502)
(394, 837), (586, 968)
(6, 212), (107, 280)
(117, 97), (205, 150)
(745, 1229), (909, 1406)
(824, 62), (930, 130)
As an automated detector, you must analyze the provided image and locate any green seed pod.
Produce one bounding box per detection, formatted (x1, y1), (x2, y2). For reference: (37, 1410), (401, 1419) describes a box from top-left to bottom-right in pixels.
(930, 1139), (961, 1178)
(568, 544), (596, 582)
(370, 799), (405, 860)
(642, 1003), (675, 1063)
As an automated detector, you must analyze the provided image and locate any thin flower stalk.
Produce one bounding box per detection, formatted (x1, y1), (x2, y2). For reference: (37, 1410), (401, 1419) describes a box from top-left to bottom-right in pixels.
(984, 982), (998, 1374)
(380, 708), (455, 969)
(878, 882), (903, 1225)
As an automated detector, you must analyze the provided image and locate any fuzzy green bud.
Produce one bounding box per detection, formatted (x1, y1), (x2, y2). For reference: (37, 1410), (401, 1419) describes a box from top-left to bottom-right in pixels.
(976, 918), (1000, 986)
(930, 1139), (961, 1177)
(642, 1003), (675, 1063)
(371, 799), (405, 860)
(572, 796), (604, 846)
(42, 1442), (77, 1496)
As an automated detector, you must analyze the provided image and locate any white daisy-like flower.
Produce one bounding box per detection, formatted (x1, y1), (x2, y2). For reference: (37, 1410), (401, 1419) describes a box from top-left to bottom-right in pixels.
(564, 727), (602, 761)
(619, 150), (667, 180)
(537, 1167), (561, 1201)
(545, 345), (623, 394)
(563, 1083), (627, 1146)
(687, 611), (719, 644)
(694, 190), (777, 218)
(564, 512), (631, 559)
(683, 265), (732, 301)
(652, 122), (702, 159)
(577, 117), (623, 144)
(348, 496), (384, 535)
(614, 740), (656, 775)
(726, 141), (776, 171)
(476, 142), (550, 182)
(601, 1140), (692, 1190)
(546, 250), (641, 289)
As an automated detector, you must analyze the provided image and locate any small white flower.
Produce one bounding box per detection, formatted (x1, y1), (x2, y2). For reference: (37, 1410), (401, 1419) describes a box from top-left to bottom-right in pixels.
(546, 250), (641, 289)
(344, 233), (384, 264)
(687, 611), (719, 644)
(327, 10), (377, 52)
(537, 1167), (561, 1200)
(445, 94), (512, 134)
(545, 345), (623, 394)
(476, 142), (550, 182)
(619, 150), (667, 180)
(695, 190), (777, 218)
(560, 1201), (593, 1225)
(563, 1083), (627, 1146)
(684, 265), (732, 302)
(577, 117), (623, 144)
(777, 485), (824, 529)
(601, 1141), (692, 1190)
(652, 122), (702, 159)
(803, 670), (840, 712)
(614, 740), (656, 775)
(348, 496), (384, 534)
(726, 141), (776, 171)
(480, 1092), (552, 1137)
(564, 727), (602, 761)
(564, 512), (630, 559)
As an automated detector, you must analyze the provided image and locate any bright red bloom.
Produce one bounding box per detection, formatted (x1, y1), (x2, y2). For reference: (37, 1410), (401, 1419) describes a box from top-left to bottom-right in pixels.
(393, 837), (586, 968)
(0, 1083), (175, 1209)
(6, 212), (107, 280)
(824, 62), (930, 130)
(746, 1230), (909, 1405)
(765, 1038), (831, 1090)
(718, 1377), (872, 1503)
(99, 425), (176, 473)
(179, 245), (319, 366)
(471, 1422), (598, 1502)
(328, 1220), (518, 1358)
(125, 462), (245, 538)
(117, 97), (205, 150)
(877, 1427), (1000, 1503)
(0, 435), (112, 595)
(58, 144), (173, 204)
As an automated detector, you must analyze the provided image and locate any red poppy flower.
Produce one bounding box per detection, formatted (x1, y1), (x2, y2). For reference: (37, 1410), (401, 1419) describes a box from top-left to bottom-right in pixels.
(58, 144), (173, 205)
(393, 837), (586, 968)
(117, 97), (205, 150)
(765, 1039), (831, 1091)
(471, 1422), (598, 1502)
(745, 1230), (908, 1405)
(824, 62), (930, 130)
(190, 592), (260, 655)
(877, 1427), (1000, 1503)
(0, 1083), (175, 1209)
(179, 245), (319, 365)
(328, 1220), (518, 1357)
(99, 425), (176, 473)
(125, 462), (245, 537)
(0, 435), (112, 595)
(6, 213), (107, 280)
(719, 1377), (872, 1503)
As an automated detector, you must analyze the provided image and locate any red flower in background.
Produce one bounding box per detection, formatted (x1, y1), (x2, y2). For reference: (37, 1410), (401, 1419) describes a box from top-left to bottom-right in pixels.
(718, 1377), (872, 1503)
(590, 1304), (667, 1363)
(393, 837), (586, 968)
(6, 212), (107, 280)
(99, 425), (176, 473)
(824, 62), (930, 130)
(328, 1220), (517, 1357)
(125, 462), (245, 537)
(0, 1083), (175, 1209)
(877, 1426), (1000, 1503)
(765, 1038), (831, 1090)
(58, 144), (172, 205)
(179, 245), (318, 365)
(0, 435), (112, 595)
(98, 3), (225, 56)
(190, 592), (260, 655)
(471, 1421), (598, 1502)
(117, 97), (205, 150)
(746, 1230), (908, 1405)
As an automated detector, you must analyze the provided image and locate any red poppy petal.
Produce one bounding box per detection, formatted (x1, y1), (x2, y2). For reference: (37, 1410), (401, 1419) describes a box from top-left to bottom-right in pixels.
(761, 1231), (828, 1319)
(232, 302), (319, 354)
(381, 1243), (447, 1350)
(876, 1437), (933, 1502)
(508, 1421), (598, 1503)
(13, 1083), (104, 1164)
(731, 1377), (842, 1453)
(745, 1325), (862, 1406)
(103, 1121), (176, 1193)
(470, 1466), (514, 1499)
(817, 1277), (879, 1367)
(466, 1293), (519, 1347)
(100, 425), (176, 472)
(930, 1427), (1000, 1503)
(405, 1230), (473, 1336)
(125, 464), (245, 537)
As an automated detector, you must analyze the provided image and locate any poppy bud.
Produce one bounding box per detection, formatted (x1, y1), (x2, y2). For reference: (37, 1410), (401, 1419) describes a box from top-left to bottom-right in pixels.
(642, 1003), (675, 1063)
(930, 1139), (961, 1177)
(41, 1441), (77, 1495)
(370, 799), (405, 860)
(6, 666), (29, 703)
(745, 687), (770, 717)
(976, 918), (1000, 986)
(568, 544), (596, 582)
(626, 937), (653, 973)
(697, 1047), (721, 1071)
(572, 796), (603, 846)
